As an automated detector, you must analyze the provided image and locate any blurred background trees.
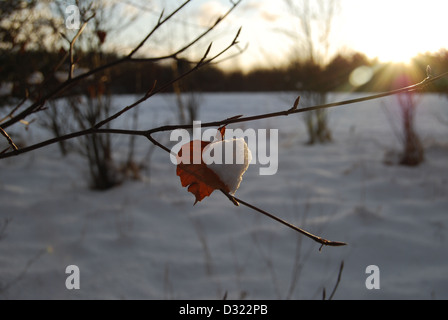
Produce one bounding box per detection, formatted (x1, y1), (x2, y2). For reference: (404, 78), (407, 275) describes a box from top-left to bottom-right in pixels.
(1, 1), (447, 101)
(282, 0), (340, 145)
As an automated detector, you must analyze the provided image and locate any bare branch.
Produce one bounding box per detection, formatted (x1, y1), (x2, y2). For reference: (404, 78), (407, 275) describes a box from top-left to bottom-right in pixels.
(209, 42), (248, 66)
(145, 70), (448, 134)
(1, 71), (447, 160)
(0, 91), (29, 124)
(0, 0), (223, 130)
(94, 80), (158, 129)
(197, 42), (214, 67)
(126, 2), (242, 64)
(289, 95), (301, 111)
(221, 190), (346, 248)
(68, 17), (93, 80)
(327, 261), (344, 300)
(162, 0), (241, 60)
(128, 1), (191, 58)
(95, 28), (242, 129)
(0, 127), (18, 151)
(0, 248), (47, 293)
(0, 29), (242, 158)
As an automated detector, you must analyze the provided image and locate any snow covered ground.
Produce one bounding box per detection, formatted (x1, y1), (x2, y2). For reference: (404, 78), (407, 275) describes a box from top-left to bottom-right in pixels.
(0, 92), (447, 300)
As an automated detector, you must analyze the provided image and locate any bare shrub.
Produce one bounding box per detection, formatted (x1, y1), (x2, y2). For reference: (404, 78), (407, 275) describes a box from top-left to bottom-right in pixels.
(68, 83), (121, 190)
(397, 91), (424, 166)
(383, 73), (425, 167)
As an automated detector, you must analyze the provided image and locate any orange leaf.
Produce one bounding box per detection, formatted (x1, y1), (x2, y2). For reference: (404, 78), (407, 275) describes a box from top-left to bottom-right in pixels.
(177, 139), (230, 205)
(218, 125), (226, 139)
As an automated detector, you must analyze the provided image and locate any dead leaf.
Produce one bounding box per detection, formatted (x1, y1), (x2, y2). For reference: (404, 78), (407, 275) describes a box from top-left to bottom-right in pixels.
(217, 125), (226, 139)
(177, 139), (230, 205)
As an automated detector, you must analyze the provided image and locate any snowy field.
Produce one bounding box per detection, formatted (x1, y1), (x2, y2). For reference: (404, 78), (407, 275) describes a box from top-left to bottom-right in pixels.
(0, 92), (447, 300)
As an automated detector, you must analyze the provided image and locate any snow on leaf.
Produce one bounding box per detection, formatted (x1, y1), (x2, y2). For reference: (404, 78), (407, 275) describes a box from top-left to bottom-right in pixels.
(203, 138), (252, 194)
(176, 126), (252, 204)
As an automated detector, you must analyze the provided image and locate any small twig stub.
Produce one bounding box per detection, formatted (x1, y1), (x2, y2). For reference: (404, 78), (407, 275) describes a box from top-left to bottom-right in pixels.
(0, 127), (19, 151)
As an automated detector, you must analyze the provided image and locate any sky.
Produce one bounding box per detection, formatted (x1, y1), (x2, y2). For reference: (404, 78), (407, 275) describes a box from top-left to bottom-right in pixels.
(107, 0), (448, 72)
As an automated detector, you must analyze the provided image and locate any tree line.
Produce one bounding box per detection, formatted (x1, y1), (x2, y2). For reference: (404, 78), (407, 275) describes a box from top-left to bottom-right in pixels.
(1, 48), (448, 105)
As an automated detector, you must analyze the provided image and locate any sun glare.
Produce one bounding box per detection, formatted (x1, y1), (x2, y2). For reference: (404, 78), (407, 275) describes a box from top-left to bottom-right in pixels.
(340, 0), (448, 64)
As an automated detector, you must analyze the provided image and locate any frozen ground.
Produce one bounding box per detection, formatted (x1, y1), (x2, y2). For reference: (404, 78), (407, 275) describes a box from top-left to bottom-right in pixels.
(0, 92), (447, 300)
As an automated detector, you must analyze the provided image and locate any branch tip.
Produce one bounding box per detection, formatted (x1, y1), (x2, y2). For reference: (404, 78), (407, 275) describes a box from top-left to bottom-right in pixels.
(233, 27), (242, 43)
(145, 80), (158, 97)
(0, 127), (19, 151)
(204, 42), (213, 58)
(426, 65), (432, 78)
(219, 190), (346, 248)
(289, 95), (301, 112)
(158, 9), (165, 24)
(221, 189), (239, 206)
(224, 114), (244, 122)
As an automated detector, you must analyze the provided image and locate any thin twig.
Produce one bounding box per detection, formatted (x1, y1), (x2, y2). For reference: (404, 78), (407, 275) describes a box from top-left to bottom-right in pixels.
(0, 0), (242, 130)
(148, 136), (345, 247)
(208, 43), (249, 66)
(68, 17), (92, 80)
(0, 128), (148, 158)
(0, 248), (47, 293)
(0, 91), (29, 124)
(0, 127), (18, 151)
(130, 0), (242, 63)
(222, 190), (346, 248)
(0, 218), (11, 241)
(127, 0), (192, 57)
(146, 71), (448, 134)
(327, 261), (344, 300)
(1, 72), (447, 160)
(94, 28), (242, 128)
(0, 34), (240, 158)
(94, 81), (158, 128)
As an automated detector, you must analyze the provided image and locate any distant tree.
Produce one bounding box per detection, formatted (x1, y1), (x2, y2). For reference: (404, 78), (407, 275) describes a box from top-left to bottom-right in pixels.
(383, 70), (425, 167)
(0, 0), (62, 105)
(397, 88), (424, 166)
(0, 0), (61, 53)
(324, 52), (372, 91)
(283, 0), (340, 145)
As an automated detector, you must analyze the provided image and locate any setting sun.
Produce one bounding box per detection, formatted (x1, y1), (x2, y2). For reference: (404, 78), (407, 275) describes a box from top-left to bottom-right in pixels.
(192, 0), (448, 71)
(339, 0), (448, 64)
(111, 0), (448, 71)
